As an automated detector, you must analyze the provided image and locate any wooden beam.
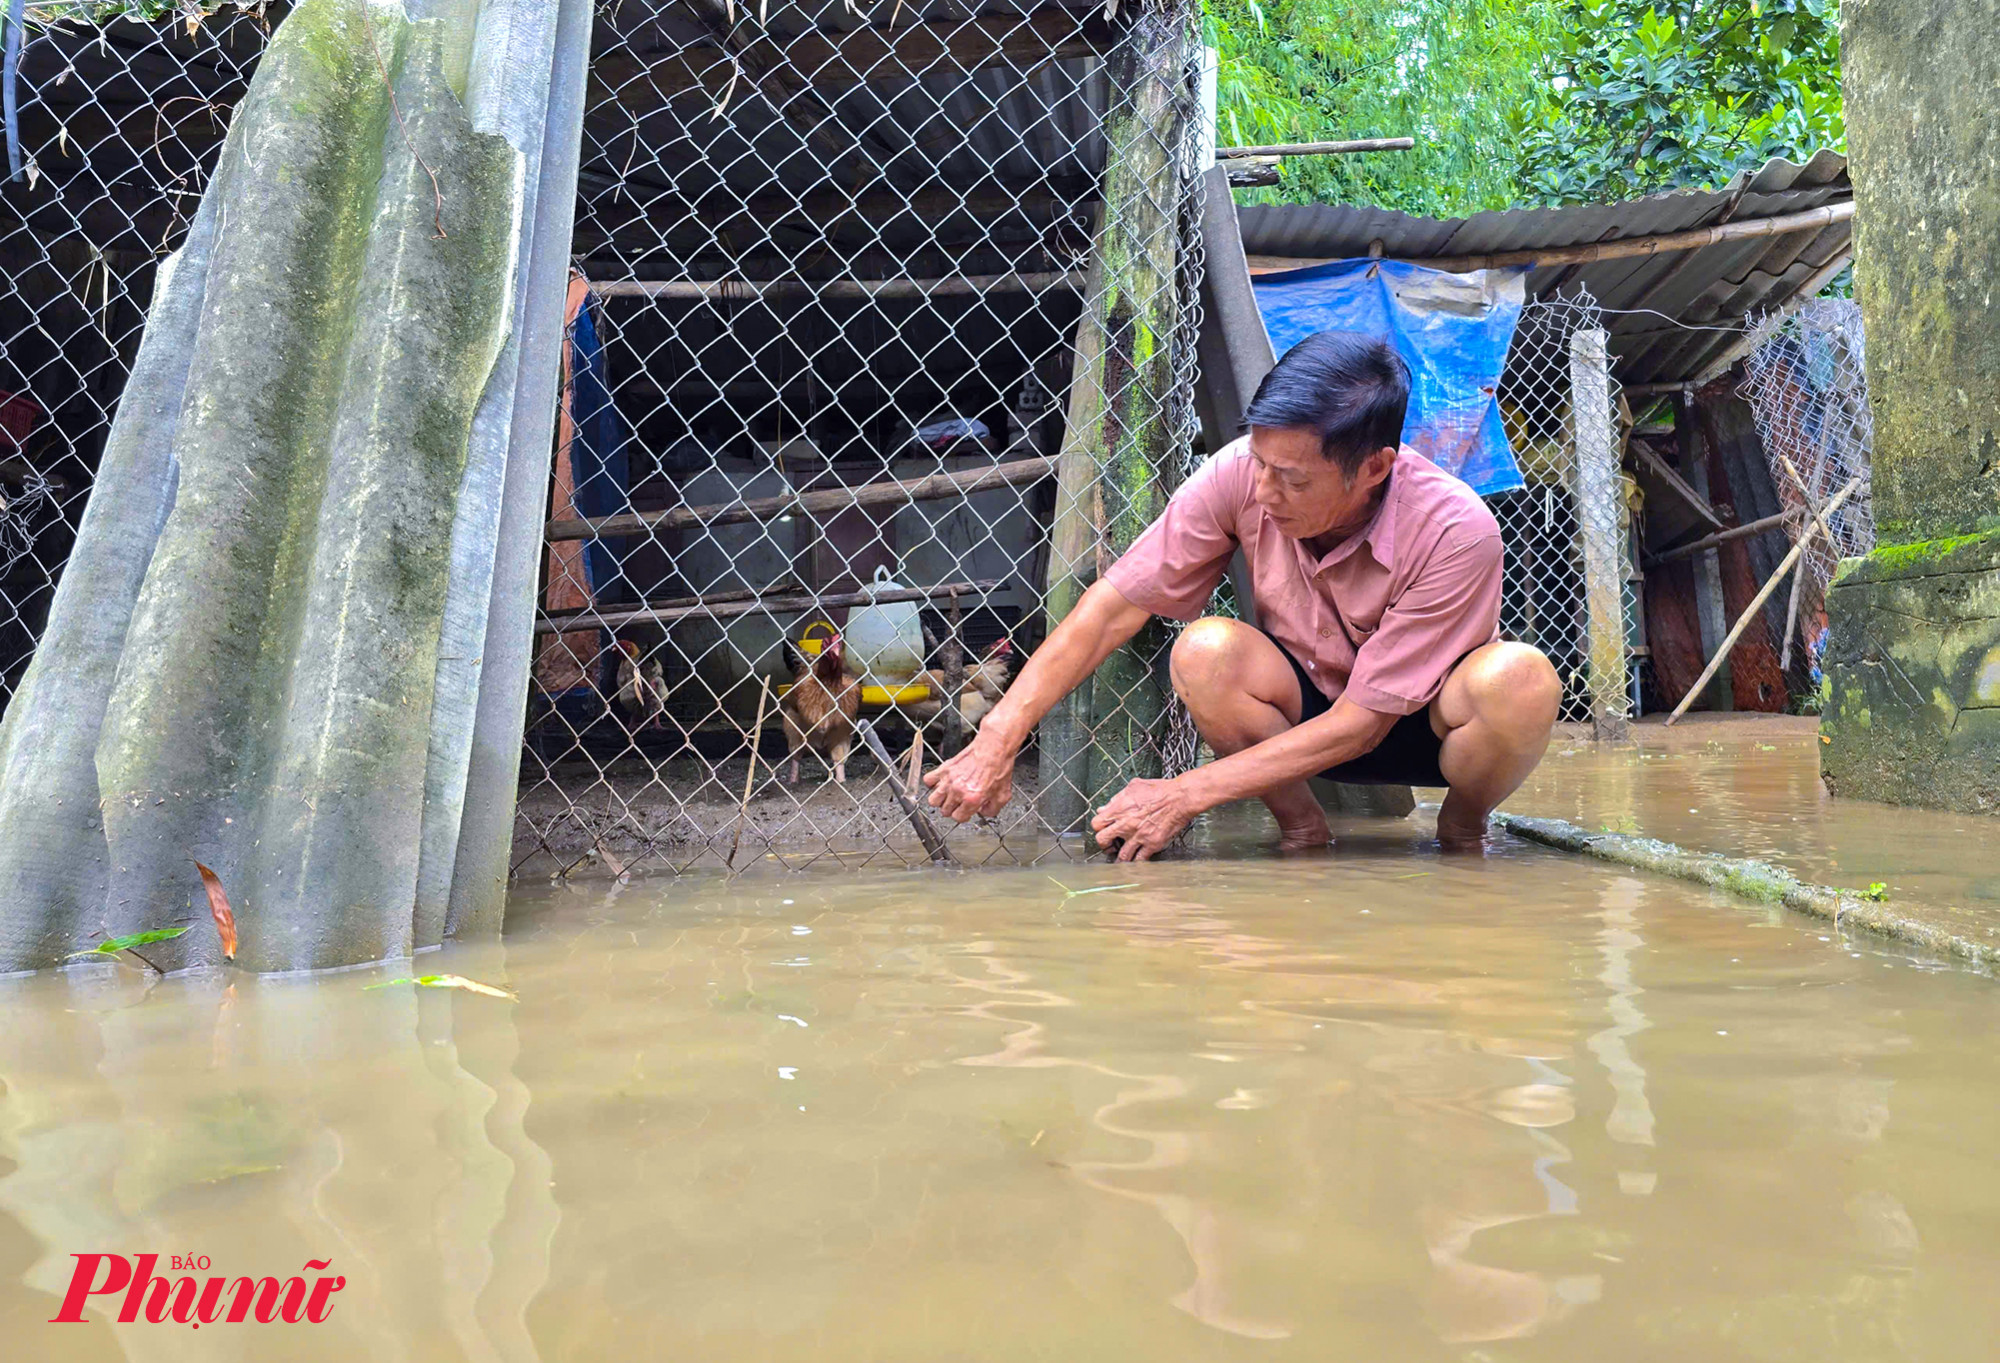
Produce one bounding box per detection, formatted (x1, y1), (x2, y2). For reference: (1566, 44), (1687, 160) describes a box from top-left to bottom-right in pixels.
(590, 270), (1081, 302)
(546, 453), (1058, 542)
(1642, 507), (1800, 568)
(1215, 137), (1414, 158)
(1246, 200), (1854, 276)
(1628, 438), (1724, 531)
(535, 578), (1003, 635)
(593, 11), (1105, 108)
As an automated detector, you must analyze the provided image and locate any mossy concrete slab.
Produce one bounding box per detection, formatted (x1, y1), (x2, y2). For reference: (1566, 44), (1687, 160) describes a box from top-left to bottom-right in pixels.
(1843, 0), (2000, 545)
(1821, 534), (2000, 813)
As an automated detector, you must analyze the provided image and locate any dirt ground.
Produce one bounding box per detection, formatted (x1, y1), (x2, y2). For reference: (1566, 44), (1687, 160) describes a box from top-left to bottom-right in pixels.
(509, 711), (1826, 878)
(511, 743), (1056, 876)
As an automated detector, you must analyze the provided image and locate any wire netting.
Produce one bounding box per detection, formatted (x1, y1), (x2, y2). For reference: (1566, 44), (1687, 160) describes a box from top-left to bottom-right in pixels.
(1737, 298), (1876, 686)
(9, 3), (1832, 884)
(0, 4), (273, 719)
(1492, 289), (1635, 730)
(515, 0), (1212, 874)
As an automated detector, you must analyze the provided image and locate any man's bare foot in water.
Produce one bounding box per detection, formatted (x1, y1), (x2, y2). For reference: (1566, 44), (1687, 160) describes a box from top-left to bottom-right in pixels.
(1275, 812), (1333, 853)
(1434, 797), (1489, 853)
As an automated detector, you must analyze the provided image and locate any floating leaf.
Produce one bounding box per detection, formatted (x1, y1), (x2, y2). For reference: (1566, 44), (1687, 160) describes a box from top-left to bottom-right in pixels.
(365, 974), (517, 1001)
(69, 925), (190, 959)
(194, 860), (237, 961)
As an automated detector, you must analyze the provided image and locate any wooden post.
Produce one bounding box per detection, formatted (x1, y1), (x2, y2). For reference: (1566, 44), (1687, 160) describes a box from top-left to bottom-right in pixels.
(1570, 327), (1630, 742)
(941, 586), (967, 757)
(1674, 393), (1732, 710)
(1039, 9), (1187, 832)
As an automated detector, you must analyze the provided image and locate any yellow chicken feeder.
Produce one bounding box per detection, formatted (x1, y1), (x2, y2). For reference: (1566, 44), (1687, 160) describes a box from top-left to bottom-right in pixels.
(784, 619), (932, 709)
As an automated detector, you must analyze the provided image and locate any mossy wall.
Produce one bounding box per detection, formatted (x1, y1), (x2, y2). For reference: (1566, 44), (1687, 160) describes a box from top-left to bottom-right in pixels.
(1822, 0), (2000, 811)
(1842, 0), (2000, 543)
(1822, 533), (2000, 813)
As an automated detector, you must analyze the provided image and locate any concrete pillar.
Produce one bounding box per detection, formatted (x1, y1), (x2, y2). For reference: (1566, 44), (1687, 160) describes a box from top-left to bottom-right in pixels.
(1821, 0), (2000, 812)
(1570, 327), (1630, 742)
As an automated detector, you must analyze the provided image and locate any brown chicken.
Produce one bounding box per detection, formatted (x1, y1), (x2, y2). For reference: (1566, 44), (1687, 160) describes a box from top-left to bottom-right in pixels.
(614, 639), (668, 732)
(908, 636), (1015, 731)
(781, 631), (861, 784)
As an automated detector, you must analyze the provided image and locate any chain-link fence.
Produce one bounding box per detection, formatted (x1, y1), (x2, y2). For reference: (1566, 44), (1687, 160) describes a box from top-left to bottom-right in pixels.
(1492, 289), (1634, 734)
(514, 0), (1211, 874)
(1738, 298), (1875, 686)
(6, 4), (1857, 883)
(0, 4), (273, 717)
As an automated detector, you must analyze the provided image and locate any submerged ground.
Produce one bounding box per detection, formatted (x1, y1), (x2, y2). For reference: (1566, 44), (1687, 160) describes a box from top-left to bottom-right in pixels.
(2, 722), (1996, 1360)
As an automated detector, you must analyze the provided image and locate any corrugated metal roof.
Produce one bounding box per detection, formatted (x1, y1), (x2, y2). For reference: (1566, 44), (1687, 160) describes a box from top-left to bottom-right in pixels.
(1238, 151), (1852, 386)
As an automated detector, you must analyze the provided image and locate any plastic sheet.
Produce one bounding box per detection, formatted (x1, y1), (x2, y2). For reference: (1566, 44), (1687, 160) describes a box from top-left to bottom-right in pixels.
(1254, 258), (1528, 495)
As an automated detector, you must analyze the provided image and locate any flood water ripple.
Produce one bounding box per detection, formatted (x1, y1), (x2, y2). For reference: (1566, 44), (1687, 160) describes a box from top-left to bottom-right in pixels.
(2, 817), (1997, 1360)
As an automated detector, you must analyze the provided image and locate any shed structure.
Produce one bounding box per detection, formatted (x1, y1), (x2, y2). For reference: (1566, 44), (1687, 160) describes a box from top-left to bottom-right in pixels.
(0, 3), (1869, 887)
(1237, 154), (1868, 718)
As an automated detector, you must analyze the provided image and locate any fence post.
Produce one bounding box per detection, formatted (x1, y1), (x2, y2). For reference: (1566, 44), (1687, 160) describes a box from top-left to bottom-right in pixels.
(1569, 326), (1630, 742)
(1038, 10), (1186, 831)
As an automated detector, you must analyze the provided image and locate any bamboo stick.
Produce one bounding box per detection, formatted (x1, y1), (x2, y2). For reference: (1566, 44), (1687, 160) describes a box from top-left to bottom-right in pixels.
(905, 727), (925, 802)
(727, 676), (773, 869)
(546, 453), (1057, 542)
(940, 586), (967, 757)
(1664, 475), (1863, 725)
(1215, 136), (1414, 158)
(1779, 536), (1813, 672)
(1642, 508), (1801, 568)
(534, 578), (1003, 635)
(1776, 454), (1840, 672)
(1778, 454), (1842, 550)
(590, 271), (1081, 302)
(857, 720), (955, 865)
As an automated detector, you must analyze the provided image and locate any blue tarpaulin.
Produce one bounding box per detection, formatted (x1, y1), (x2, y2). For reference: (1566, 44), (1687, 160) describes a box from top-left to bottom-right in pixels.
(1253, 258), (1529, 496)
(568, 296), (631, 600)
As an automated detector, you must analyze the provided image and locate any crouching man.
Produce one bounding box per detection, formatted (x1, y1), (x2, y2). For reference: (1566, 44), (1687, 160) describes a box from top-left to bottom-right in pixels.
(925, 330), (1563, 861)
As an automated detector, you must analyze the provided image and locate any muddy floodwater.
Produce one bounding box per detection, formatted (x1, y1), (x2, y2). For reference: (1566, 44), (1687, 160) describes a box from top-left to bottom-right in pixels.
(5, 735), (2000, 1360)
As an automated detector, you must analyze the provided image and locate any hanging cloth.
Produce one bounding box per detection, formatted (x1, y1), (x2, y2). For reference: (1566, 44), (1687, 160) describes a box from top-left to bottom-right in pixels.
(533, 270), (601, 697)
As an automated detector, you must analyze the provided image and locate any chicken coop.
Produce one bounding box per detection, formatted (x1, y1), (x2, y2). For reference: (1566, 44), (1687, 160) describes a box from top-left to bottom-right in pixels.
(1, 0), (1213, 874)
(0, 3), (1861, 879)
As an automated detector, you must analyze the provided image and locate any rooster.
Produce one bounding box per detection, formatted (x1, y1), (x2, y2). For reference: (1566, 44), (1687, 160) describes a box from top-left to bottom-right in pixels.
(614, 639), (668, 732)
(781, 630), (861, 784)
(908, 636), (1015, 732)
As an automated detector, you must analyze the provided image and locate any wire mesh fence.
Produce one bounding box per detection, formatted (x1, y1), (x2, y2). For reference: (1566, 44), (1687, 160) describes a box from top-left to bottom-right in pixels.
(1493, 289), (1634, 732)
(0, 2), (1866, 883)
(0, 4), (273, 718)
(1737, 298), (1876, 688)
(514, 0), (1212, 874)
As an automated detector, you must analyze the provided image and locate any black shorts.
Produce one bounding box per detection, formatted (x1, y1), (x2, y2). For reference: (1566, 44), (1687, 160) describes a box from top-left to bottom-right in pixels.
(1268, 631), (1448, 787)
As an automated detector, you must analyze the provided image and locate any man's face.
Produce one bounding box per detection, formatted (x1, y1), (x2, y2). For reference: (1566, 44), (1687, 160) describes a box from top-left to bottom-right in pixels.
(1246, 426), (1397, 541)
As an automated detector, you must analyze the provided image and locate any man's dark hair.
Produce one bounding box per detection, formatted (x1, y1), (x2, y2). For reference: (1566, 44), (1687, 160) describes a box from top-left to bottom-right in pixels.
(1242, 331), (1410, 476)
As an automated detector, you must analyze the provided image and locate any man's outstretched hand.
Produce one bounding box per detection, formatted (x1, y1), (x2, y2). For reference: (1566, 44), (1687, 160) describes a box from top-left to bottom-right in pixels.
(924, 734), (1017, 822)
(1090, 777), (1197, 862)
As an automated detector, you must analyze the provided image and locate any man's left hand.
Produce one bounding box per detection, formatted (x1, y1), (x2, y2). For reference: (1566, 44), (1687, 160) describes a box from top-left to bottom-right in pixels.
(1090, 777), (1198, 862)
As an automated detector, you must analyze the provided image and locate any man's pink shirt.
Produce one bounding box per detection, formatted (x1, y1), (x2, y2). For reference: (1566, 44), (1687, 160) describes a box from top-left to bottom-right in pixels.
(1103, 437), (1504, 716)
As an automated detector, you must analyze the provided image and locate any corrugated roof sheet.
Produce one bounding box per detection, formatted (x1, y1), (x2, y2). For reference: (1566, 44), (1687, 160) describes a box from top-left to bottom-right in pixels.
(1238, 151), (1852, 386)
